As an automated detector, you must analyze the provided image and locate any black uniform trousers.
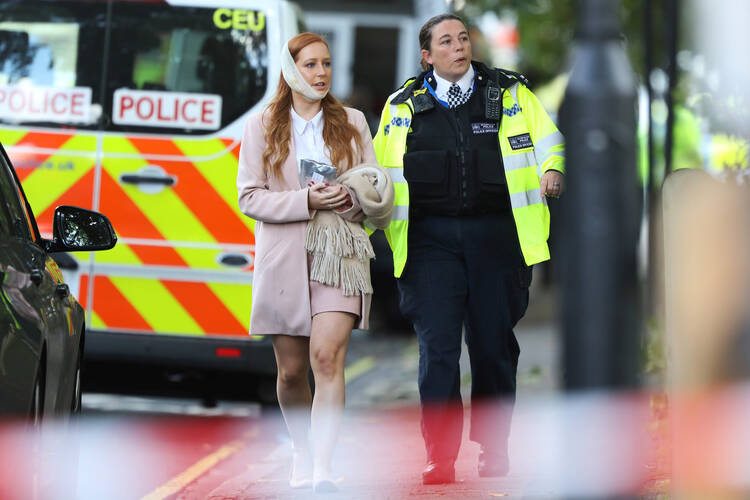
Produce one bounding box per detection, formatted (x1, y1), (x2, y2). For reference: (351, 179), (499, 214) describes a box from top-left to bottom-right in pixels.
(397, 213), (531, 463)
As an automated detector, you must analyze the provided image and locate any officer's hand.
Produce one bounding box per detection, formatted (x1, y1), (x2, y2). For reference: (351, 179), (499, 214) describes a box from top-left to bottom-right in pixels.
(307, 182), (349, 210)
(541, 170), (564, 198)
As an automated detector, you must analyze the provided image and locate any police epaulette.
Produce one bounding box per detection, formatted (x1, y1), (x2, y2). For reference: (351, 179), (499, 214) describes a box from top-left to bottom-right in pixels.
(397, 76), (418, 90)
(411, 91), (434, 113)
(497, 68), (530, 87)
(391, 71), (431, 106)
(390, 82), (417, 106)
(474, 62), (528, 89)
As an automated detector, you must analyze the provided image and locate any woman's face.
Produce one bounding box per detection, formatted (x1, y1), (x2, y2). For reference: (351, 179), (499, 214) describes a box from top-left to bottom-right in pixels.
(295, 41), (331, 96)
(422, 19), (472, 82)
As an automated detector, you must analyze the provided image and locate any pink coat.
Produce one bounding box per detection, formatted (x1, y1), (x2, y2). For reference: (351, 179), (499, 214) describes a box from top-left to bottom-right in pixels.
(237, 107), (378, 335)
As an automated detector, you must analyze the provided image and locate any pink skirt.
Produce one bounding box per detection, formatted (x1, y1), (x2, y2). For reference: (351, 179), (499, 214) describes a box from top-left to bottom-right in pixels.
(308, 254), (361, 318)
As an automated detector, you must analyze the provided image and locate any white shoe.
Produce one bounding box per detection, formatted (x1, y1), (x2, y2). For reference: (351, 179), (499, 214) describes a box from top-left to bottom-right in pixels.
(312, 470), (338, 494)
(289, 450), (313, 489)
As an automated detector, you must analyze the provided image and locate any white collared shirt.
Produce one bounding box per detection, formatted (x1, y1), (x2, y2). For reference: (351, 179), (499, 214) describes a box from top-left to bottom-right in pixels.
(290, 107), (330, 166)
(433, 64), (475, 103)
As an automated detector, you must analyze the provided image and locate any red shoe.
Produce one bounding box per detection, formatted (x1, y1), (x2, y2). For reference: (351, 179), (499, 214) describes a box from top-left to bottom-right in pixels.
(422, 461), (455, 485)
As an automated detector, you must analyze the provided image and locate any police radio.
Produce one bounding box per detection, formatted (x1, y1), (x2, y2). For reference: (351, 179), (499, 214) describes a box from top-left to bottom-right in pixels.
(485, 83), (501, 121)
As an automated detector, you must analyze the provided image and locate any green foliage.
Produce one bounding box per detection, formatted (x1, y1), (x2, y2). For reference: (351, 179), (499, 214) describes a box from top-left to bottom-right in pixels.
(458, 0), (671, 87)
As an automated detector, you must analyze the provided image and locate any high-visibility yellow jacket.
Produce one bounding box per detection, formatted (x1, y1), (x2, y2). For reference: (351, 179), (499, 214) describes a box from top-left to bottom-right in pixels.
(373, 70), (565, 278)
(708, 133), (749, 172)
(637, 105), (749, 185)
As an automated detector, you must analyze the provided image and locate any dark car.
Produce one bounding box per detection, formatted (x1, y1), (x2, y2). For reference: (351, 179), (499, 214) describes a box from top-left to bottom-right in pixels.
(0, 142), (116, 421)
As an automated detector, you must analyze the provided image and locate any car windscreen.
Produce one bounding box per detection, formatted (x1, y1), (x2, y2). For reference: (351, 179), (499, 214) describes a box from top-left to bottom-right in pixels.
(104, 2), (269, 135)
(0, 1), (107, 130)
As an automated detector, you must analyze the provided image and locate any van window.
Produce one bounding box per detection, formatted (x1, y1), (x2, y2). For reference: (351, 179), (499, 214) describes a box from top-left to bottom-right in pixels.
(0, 1), (107, 129)
(105, 3), (269, 135)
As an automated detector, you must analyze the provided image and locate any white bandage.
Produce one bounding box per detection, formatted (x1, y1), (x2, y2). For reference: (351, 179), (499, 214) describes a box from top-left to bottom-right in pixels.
(280, 41), (328, 102)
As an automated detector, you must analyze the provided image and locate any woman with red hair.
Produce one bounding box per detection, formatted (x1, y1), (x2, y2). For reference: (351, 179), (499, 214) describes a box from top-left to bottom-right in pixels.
(237, 32), (378, 493)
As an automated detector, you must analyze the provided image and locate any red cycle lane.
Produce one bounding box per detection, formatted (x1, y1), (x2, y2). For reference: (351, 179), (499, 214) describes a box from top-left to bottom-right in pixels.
(8, 386), (750, 499)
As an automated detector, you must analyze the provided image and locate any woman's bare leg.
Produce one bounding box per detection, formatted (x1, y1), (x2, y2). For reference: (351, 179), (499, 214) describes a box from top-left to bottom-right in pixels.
(309, 312), (356, 487)
(271, 335), (312, 486)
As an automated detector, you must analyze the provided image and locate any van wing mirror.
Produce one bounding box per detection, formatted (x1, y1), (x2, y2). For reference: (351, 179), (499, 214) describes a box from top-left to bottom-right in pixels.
(46, 205), (118, 252)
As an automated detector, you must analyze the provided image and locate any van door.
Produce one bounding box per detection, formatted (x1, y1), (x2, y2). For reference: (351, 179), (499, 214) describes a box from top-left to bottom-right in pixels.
(86, 1), (271, 338)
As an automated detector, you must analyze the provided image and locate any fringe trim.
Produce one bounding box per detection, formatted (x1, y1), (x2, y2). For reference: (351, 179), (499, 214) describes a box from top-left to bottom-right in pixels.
(305, 213), (374, 296)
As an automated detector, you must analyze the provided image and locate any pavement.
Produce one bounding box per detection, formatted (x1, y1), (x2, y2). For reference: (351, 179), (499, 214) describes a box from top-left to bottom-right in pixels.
(187, 280), (564, 499)
(1, 277), (732, 499)
(8, 279), (675, 499)
(40, 279), (563, 500)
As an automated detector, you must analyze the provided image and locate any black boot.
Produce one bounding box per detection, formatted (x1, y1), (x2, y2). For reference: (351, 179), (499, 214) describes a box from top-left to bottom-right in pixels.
(478, 446), (509, 477)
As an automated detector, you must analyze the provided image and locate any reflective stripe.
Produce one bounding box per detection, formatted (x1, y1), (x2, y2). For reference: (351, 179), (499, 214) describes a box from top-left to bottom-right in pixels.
(94, 263), (253, 284)
(386, 166), (406, 183)
(391, 205), (409, 221)
(503, 151), (536, 171)
(509, 82), (520, 104)
(118, 238), (253, 252)
(540, 150), (565, 166)
(9, 142), (240, 163)
(509, 187), (544, 209)
(535, 131), (565, 157)
(8, 145), (96, 159)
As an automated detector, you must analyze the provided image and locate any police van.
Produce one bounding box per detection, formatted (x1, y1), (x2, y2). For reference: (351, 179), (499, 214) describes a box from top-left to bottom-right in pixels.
(0, 0), (302, 380)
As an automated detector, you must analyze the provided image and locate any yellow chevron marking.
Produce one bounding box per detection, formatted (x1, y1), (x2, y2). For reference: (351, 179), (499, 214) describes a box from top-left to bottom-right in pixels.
(90, 310), (105, 329)
(101, 138), (217, 266)
(95, 243), (242, 272)
(173, 138), (255, 234)
(70, 252), (91, 264)
(20, 136), (95, 215)
(0, 129), (29, 146)
(173, 247), (223, 270)
(94, 242), (142, 265)
(208, 282), (251, 330)
(63, 134), (97, 150)
(109, 276), (203, 335)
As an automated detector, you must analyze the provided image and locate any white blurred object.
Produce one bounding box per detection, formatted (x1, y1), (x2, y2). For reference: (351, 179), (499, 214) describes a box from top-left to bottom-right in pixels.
(691, 0), (750, 91)
(476, 10), (519, 69)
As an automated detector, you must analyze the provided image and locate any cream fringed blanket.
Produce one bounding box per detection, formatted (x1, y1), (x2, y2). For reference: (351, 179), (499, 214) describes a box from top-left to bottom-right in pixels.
(305, 163), (395, 296)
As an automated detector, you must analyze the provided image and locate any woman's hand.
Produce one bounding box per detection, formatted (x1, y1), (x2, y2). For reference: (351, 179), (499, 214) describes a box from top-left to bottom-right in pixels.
(333, 187), (353, 212)
(307, 182), (350, 210)
(540, 170), (564, 198)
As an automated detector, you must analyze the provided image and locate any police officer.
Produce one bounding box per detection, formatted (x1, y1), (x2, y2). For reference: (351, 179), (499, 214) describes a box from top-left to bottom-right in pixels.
(373, 14), (565, 484)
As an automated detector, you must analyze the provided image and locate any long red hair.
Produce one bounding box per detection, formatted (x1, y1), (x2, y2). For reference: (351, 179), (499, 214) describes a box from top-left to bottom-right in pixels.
(262, 33), (362, 180)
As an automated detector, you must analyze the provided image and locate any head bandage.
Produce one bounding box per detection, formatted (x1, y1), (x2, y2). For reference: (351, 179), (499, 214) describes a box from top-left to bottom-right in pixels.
(280, 41), (329, 102)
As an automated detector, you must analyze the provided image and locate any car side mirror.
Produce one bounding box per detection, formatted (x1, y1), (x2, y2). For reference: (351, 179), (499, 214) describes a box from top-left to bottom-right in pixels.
(45, 205), (117, 252)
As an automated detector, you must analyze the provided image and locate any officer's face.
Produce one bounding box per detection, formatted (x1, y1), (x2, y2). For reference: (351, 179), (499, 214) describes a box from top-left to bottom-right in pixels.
(295, 42), (332, 96)
(422, 20), (472, 82)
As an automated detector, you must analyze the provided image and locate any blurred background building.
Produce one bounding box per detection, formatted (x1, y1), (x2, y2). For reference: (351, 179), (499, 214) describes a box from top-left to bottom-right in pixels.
(294, 0), (447, 130)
